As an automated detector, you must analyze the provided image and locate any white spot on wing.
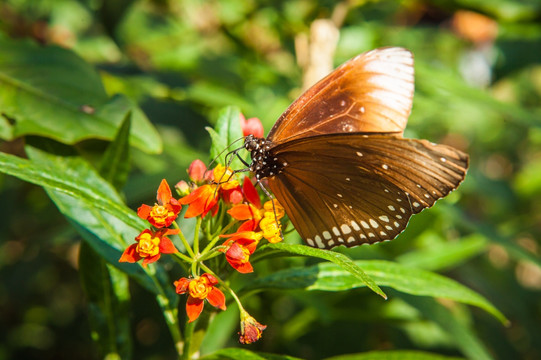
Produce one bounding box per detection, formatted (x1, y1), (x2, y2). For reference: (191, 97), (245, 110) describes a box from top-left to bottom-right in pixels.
(323, 231), (332, 240)
(369, 219), (379, 228)
(351, 221), (360, 231)
(341, 224), (351, 234)
(332, 227), (340, 236)
(361, 221), (370, 229)
(379, 215), (389, 222)
(356, 152), (363, 157)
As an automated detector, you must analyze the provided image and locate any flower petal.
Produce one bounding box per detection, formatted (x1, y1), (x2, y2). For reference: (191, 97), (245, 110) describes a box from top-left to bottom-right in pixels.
(206, 288), (226, 310)
(119, 244), (141, 263)
(242, 177), (261, 208)
(227, 204), (255, 220)
(174, 278), (191, 294)
(157, 179), (172, 205)
(186, 296), (205, 322)
(137, 204), (152, 220)
(159, 236), (178, 254)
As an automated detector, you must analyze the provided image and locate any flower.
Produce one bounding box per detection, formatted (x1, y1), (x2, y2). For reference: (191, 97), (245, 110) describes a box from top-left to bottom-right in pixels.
(262, 200), (285, 220)
(213, 164), (239, 190)
(239, 310), (266, 344)
(179, 184), (220, 218)
(220, 231), (262, 273)
(119, 228), (179, 266)
(260, 213), (282, 243)
(240, 113), (264, 138)
(174, 273), (226, 322)
(175, 180), (191, 197)
(137, 179), (182, 228)
(187, 159), (208, 183)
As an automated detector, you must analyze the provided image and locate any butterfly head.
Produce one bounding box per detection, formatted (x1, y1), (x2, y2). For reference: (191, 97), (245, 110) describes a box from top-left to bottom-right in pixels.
(244, 135), (284, 180)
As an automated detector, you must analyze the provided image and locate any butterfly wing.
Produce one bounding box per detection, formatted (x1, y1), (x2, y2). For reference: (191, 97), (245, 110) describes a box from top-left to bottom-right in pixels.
(267, 134), (469, 249)
(267, 47), (414, 145)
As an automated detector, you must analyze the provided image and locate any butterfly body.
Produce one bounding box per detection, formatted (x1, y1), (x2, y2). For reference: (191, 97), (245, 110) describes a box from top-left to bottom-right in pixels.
(245, 47), (469, 249)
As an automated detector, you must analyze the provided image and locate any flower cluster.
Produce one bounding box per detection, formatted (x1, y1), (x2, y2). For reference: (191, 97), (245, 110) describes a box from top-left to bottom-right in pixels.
(117, 114), (283, 345)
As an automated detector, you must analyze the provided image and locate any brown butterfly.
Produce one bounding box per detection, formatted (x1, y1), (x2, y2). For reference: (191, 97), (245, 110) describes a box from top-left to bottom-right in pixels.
(244, 47), (469, 249)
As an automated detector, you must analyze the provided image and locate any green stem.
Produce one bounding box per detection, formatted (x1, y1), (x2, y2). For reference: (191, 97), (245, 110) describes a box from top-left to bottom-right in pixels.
(198, 263), (245, 312)
(172, 221), (196, 258)
(172, 251), (194, 264)
(193, 217), (202, 255)
(201, 235), (222, 256)
(180, 319), (196, 360)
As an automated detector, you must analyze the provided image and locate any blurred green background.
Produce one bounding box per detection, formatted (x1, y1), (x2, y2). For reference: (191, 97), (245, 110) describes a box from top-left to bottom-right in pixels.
(1, 0), (541, 359)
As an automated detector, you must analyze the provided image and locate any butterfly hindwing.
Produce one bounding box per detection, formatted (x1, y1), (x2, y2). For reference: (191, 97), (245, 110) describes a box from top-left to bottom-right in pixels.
(266, 47), (415, 145)
(267, 134), (468, 249)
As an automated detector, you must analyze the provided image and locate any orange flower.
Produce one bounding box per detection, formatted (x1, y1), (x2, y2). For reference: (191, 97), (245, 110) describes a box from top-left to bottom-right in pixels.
(220, 231), (262, 273)
(179, 184), (219, 218)
(174, 273), (226, 322)
(119, 228), (179, 266)
(239, 310), (266, 344)
(137, 179), (182, 228)
(187, 159), (208, 183)
(239, 113), (264, 138)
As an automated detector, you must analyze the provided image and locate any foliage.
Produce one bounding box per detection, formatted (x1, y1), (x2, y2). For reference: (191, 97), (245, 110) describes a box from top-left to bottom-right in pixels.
(1, 0), (541, 359)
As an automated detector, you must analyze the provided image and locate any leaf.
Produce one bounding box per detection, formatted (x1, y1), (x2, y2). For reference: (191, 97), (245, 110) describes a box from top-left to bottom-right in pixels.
(207, 106), (245, 168)
(0, 146), (141, 230)
(253, 242), (387, 299)
(99, 110), (132, 190)
(324, 350), (465, 360)
(79, 242), (132, 360)
(200, 348), (302, 360)
(396, 234), (488, 271)
(0, 37), (161, 153)
(243, 259), (507, 324)
(397, 292), (494, 360)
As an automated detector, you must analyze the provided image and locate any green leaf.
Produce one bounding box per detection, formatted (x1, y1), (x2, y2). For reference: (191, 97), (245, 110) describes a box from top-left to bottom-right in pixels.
(397, 292), (494, 360)
(244, 259), (507, 324)
(0, 145), (141, 230)
(324, 350), (465, 360)
(253, 243), (387, 299)
(200, 348), (302, 360)
(99, 110), (132, 190)
(396, 234), (488, 271)
(0, 37), (161, 153)
(207, 106), (245, 168)
(79, 242), (132, 360)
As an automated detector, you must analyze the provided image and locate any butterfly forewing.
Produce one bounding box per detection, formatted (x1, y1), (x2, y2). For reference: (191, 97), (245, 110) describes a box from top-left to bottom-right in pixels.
(267, 47), (414, 145)
(267, 134), (468, 249)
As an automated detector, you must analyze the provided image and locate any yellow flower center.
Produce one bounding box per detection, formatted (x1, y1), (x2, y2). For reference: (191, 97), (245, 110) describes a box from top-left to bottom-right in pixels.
(151, 204), (175, 222)
(260, 214), (282, 243)
(188, 277), (212, 299)
(263, 200), (285, 219)
(213, 165), (239, 190)
(136, 232), (160, 257)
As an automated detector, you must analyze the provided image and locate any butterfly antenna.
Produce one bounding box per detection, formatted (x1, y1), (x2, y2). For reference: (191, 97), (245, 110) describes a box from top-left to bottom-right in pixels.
(207, 136), (246, 170)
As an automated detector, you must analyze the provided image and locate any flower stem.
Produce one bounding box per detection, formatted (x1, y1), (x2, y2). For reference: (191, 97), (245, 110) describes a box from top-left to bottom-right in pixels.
(193, 216), (202, 255)
(172, 221), (196, 258)
(180, 319), (196, 360)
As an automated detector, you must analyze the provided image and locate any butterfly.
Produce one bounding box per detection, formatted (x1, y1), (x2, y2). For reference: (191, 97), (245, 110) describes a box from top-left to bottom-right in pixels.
(243, 47), (469, 249)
